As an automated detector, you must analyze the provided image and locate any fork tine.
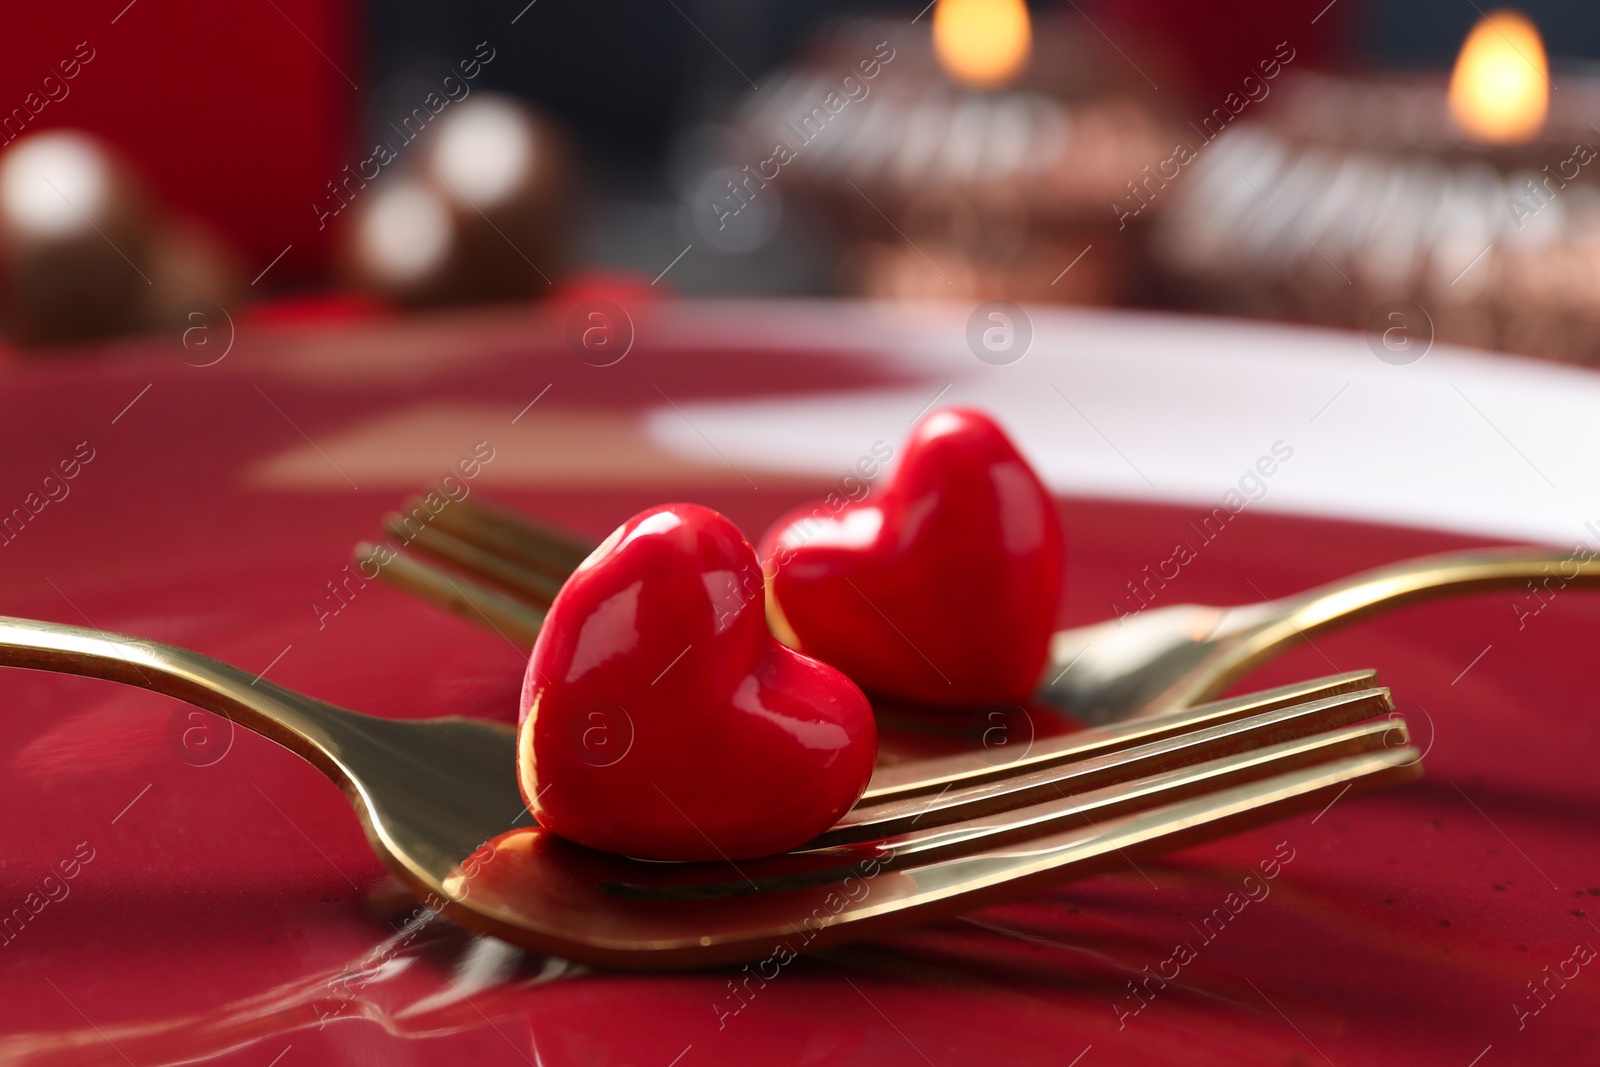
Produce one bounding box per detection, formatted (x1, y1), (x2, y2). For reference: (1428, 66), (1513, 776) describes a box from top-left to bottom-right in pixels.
(834, 719), (1410, 868)
(359, 543), (545, 647)
(878, 745), (1421, 915)
(600, 728), (1420, 902)
(440, 739), (1419, 968)
(863, 670), (1378, 803)
(817, 687), (1393, 845)
(431, 497), (596, 578)
(385, 514), (567, 606)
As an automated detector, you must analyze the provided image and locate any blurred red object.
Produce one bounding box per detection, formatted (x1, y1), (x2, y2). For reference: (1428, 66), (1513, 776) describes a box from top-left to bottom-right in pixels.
(544, 270), (661, 311)
(0, 0), (357, 284)
(239, 290), (390, 329)
(1086, 0), (1354, 100)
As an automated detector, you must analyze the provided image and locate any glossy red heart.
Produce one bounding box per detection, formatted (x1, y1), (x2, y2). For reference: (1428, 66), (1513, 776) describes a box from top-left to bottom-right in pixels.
(759, 408), (1064, 706)
(517, 503), (878, 861)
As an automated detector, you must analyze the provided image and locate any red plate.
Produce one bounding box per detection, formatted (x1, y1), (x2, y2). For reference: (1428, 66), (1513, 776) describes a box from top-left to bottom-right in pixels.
(0, 302), (1594, 1066)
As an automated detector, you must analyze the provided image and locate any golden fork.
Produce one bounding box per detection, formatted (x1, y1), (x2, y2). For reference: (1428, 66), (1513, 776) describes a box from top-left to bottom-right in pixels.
(363, 496), (1600, 723)
(0, 614), (1415, 967)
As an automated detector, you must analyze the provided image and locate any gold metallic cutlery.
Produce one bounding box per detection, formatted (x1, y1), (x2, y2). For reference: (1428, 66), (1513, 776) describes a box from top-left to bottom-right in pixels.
(0, 614), (1416, 968)
(364, 495), (1600, 723)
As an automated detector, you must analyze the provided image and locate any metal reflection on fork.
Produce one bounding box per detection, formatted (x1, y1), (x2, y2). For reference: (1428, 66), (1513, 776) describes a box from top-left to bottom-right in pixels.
(361, 495), (1600, 724)
(0, 611), (1418, 968)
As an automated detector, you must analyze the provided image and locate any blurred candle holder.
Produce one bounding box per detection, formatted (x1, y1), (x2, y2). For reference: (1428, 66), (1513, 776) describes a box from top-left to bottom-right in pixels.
(0, 130), (240, 348)
(1154, 8), (1600, 363)
(342, 94), (572, 307)
(727, 12), (1175, 304)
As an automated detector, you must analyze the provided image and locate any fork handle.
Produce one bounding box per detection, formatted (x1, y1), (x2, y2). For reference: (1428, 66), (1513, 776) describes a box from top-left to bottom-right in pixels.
(0, 614), (363, 772)
(1169, 546), (1600, 711)
(1272, 545), (1600, 634)
(1204, 544), (1600, 689)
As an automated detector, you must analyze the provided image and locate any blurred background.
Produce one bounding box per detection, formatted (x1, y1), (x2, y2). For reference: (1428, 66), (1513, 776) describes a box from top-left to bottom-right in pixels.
(2, 0), (1598, 355)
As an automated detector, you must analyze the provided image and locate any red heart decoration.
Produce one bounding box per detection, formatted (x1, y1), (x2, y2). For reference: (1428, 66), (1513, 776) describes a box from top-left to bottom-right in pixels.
(759, 408), (1064, 706)
(517, 503), (878, 861)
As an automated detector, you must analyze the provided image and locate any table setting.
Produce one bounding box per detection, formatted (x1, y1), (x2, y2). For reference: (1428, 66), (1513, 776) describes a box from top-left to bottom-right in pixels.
(2, 2), (1600, 1065)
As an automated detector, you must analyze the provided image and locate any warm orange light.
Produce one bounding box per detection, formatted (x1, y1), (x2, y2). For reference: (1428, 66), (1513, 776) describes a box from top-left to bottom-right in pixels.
(932, 0), (1032, 89)
(1449, 9), (1548, 144)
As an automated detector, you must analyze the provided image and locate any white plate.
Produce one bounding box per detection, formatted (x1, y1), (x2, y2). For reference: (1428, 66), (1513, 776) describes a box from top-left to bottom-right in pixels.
(645, 300), (1600, 547)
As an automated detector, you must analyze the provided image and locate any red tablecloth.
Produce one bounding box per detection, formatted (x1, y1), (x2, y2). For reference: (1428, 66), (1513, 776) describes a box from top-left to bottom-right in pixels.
(0, 303), (1595, 1066)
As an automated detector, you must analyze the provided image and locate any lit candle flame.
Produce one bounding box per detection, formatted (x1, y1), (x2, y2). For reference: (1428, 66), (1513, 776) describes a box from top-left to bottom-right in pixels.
(1449, 9), (1548, 144)
(932, 0), (1032, 90)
